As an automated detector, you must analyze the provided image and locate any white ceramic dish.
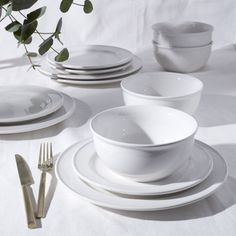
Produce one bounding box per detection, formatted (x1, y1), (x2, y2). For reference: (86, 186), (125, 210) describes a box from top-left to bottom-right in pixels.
(50, 61), (131, 75)
(90, 105), (198, 182)
(121, 72), (203, 115)
(38, 56), (142, 81)
(47, 45), (133, 70)
(152, 21), (213, 47)
(0, 86), (63, 123)
(0, 93), (75, 134)
(153, 41), (212, 73)
(73, 140), (213, 196)
(55, 139), (227, 211)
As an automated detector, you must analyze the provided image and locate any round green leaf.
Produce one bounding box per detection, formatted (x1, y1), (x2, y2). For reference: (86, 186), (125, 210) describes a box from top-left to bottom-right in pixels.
(5, 21), (21, 32)
(84, 0), (93, 14)
(12, 0), (38, 11)
(38, 37), (53, 55)
(26, 6), (46, 23)
(60, 0), (73, 13)
(55, 48), (69, 62)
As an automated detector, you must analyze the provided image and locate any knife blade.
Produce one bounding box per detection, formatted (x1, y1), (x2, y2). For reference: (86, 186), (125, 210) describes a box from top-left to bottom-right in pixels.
(15, 154), (37, 229)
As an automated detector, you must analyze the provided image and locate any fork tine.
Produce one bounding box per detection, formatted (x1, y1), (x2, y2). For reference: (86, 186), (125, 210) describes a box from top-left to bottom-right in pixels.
(50, 143), (53, 166)
(47, 143), (50, 166)
(38, 143), (42, 167)
(43, 143), (46, 167)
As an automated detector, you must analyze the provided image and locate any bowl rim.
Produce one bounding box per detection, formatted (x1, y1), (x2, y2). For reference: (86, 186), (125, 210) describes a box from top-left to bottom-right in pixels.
(152, 21), (214, 35)
(90, 105), (198, 147)
(152, 40), (213, 49)
(120, 72), (204, 100)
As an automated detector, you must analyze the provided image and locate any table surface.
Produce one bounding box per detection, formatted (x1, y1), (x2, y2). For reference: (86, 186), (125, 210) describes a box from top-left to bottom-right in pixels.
(0, 45), (236, 236)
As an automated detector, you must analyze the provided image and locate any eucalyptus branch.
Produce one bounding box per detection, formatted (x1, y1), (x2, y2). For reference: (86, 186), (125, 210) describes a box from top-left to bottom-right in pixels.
(0, 0), (93, 69)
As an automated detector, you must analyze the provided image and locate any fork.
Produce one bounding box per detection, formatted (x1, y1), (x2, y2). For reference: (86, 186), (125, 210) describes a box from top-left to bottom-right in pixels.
(36, 143), (53, 218)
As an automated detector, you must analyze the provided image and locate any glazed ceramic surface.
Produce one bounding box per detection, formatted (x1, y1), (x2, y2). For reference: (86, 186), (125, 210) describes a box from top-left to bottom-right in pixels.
(0, 93), (75, 134)
(55, 139), (228, 211)
(38, 56), (142, 83)
(90, 105), (198, 182)
(153, 41), (212, 73)
(73, 140), (213, 196)
(152, 21), (213, 47)
(0, 86), (63, 123)
(121, 72), (203, 114)
(47, 45), (133, 70)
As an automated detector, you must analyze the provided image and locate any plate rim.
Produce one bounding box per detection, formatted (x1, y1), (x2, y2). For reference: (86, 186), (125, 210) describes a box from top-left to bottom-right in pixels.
(0, 85), (64, 123)
(38, 56), (142, 82)
(0, 93), (75, 134)
(72, 140), (214, 196)
(55, 139), (228, 211)
(47, 45), (133, 70)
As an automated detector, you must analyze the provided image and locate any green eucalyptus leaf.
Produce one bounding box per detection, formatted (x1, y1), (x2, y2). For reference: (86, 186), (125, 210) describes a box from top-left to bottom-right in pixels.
(5, 4), (12, 16)
(38, 37), (53, 55)
(55, 48), (69, 62)
(14, 28), (32, 44)
(5, 21), (21, 32)
(55, 17), (62, 35)
(26, 6), (46, 23)
(84, 0), (93, 14)
(12, 0), (38, 11)
(20, 20), (38, 43)
(60, 0), (73, 13)
(0, 0), (10, 6)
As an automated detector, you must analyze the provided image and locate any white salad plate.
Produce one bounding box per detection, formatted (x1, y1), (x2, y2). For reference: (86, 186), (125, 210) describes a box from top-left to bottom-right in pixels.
(47, 45), (133, 70)
(38, 56), (142, 81)
(0, 86), (63, 123)
(72, 140), (213, 196)
(50, 61), (131, 75)
(0, 93), (75, 134)
(55, 139), (228, 211)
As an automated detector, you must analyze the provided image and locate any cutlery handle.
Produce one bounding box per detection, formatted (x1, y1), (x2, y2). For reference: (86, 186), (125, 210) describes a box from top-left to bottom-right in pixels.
(22, 186), (37, 229)
(37, 171), (46, 218)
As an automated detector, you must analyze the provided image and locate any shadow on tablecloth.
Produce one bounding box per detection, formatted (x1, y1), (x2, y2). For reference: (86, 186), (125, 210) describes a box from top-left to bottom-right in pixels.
(98, 143), (236, 221)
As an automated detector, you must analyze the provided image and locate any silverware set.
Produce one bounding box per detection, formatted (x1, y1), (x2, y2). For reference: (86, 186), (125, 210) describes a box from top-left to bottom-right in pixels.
(15, 143), (53, 229)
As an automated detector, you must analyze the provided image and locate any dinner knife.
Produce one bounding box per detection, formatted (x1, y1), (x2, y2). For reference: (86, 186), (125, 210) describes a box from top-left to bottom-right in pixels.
(15, 154), (37, 229)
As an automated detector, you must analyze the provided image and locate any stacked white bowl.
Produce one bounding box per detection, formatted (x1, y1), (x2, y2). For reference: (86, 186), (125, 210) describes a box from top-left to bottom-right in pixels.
(152, 21), (214, 73)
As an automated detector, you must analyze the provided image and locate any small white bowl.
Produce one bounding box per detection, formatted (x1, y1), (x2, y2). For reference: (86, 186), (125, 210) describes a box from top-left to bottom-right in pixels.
(152, 21), (214, 47)
(121, 72), (203, 115)
(153, 41), (212, 73)
(90, 105), (198, 182)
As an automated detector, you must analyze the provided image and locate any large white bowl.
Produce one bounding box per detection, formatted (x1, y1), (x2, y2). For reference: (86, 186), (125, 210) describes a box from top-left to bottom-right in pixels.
(121, 72), (203, 115)
(90, 105), (198, 182)
(152, 21), (214, 47)
(153, 41), (212, 73)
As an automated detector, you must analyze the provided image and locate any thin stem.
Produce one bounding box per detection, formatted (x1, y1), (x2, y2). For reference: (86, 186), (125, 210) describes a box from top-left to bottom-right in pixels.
(72, 2), (84, 7)
(18, 10), (60, 54)
(23, 44), (36, 69)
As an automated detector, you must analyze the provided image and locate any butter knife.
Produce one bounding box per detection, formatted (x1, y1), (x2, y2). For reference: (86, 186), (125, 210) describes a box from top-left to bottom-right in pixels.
(15, 154), (37, 229)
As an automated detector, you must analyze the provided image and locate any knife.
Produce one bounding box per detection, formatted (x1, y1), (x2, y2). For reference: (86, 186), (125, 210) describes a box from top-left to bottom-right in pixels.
(15, 154), (37, 229)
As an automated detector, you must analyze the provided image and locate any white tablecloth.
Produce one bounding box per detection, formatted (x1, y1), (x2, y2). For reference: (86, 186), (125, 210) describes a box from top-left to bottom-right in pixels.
(1, 1), (236, 235)
(0, 44), (236, 236)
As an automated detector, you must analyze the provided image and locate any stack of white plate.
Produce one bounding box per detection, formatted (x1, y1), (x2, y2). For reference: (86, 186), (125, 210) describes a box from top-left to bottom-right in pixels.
(38, 45), (142, 85)
(0, 86), (75, 134)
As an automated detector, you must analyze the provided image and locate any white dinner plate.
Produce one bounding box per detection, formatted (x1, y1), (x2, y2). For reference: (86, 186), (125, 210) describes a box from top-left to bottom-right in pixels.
(55, 140), (228, 211)
(0, 86), (63, 123)
(0, 93), (75, 134)
(38, 56), (142, 81)
(73, 140), (213, 196)
(50, 61), (131, 75)
(47, 45), (133, 70)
